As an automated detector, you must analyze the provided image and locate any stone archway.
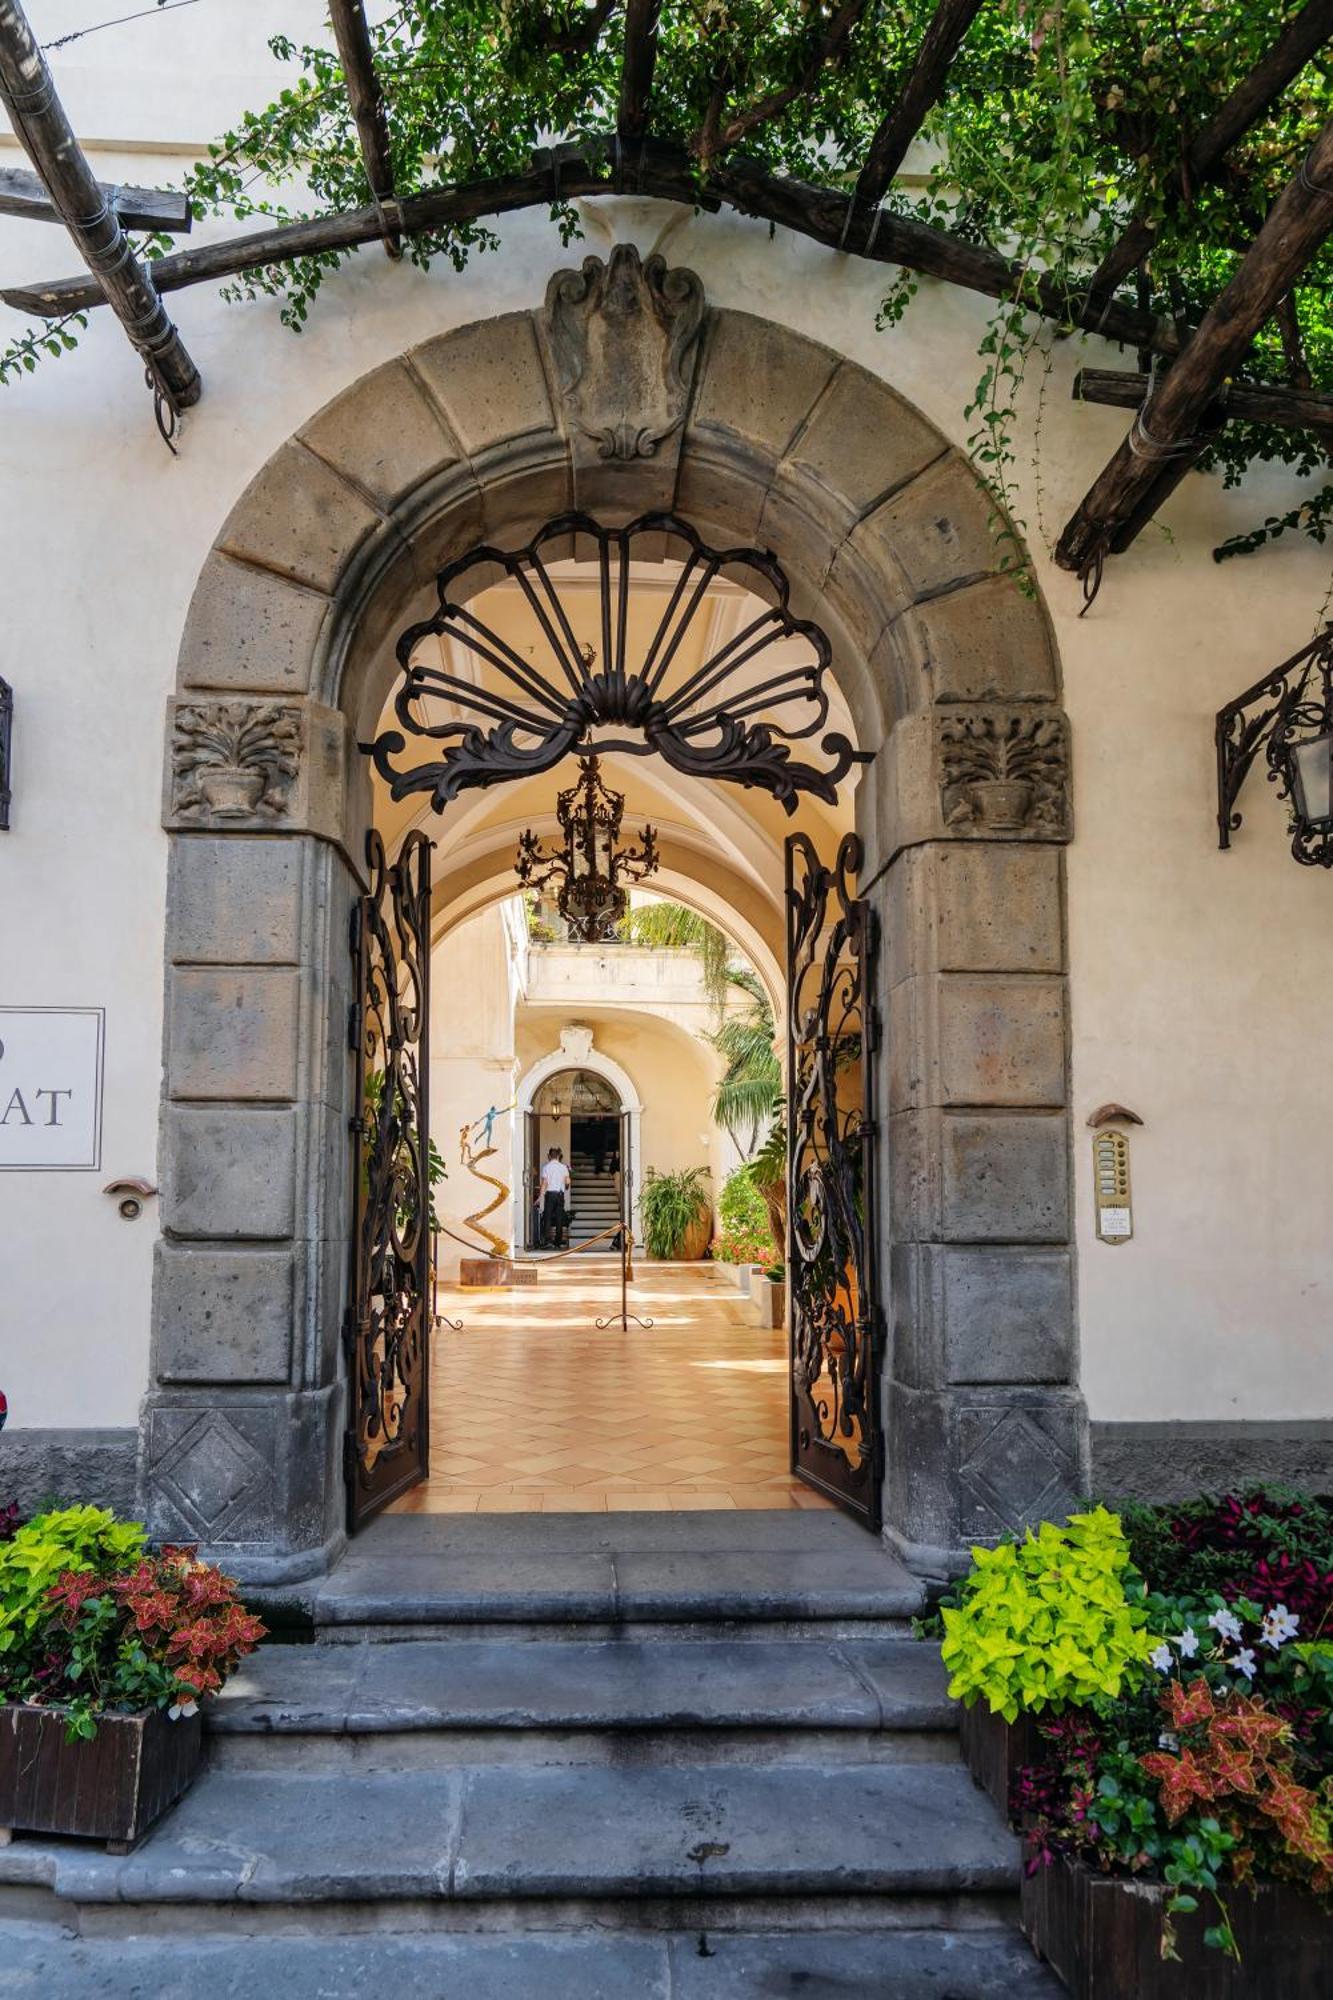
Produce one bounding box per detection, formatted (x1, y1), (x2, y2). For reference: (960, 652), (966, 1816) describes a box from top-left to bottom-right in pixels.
(151, 249), (1083, 1582)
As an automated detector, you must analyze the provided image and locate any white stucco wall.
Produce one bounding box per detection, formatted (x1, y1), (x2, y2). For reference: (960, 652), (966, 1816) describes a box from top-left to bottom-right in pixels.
(1, 6), (1330, 1432)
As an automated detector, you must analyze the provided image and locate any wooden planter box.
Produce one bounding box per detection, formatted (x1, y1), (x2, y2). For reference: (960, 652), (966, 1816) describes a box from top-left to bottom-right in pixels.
(958, 1698), (1043, 1821)
(1022, 1850), (1327, 1998)
(0, 1702), (203, 1851)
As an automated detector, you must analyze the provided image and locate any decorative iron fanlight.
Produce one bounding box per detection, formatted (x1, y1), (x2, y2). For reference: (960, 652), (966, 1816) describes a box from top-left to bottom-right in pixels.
(1217, 624), (1333, 867)
(369, 512), (868, 814)
(515, 755), (659, 942)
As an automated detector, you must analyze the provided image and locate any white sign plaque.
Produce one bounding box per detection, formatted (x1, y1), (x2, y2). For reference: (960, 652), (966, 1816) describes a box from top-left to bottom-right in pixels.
(0, 1008), (105, 1170)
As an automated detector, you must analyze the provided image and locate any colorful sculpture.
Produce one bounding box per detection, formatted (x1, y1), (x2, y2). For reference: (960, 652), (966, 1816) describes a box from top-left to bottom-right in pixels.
(458, 1100), (515, 1259)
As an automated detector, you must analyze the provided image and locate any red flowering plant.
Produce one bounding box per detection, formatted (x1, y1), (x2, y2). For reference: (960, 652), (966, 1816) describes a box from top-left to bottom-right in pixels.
(1, 1508), (264, 1742)
(1007, 1487), (1333, 1960)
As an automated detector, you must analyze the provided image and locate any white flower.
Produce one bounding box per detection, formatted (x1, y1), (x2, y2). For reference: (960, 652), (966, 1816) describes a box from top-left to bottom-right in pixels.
(1260, 1605), (1300, 1650)
(1158, 1730), (1180, 1752)
(1150, 1643), (1174, 1673)
(1207, 1606), (1243, 1645)
(1175, 1627), (1199, 1659)
(167, 1698), (199, 1721)
(1229, 1648), (1257, 1682)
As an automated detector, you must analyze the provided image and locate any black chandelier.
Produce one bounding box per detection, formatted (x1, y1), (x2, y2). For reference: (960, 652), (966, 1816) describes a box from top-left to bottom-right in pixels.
(515, 754), (659, 943)
(368, 512), (867, 814)
(1217, 624), (1333, 867)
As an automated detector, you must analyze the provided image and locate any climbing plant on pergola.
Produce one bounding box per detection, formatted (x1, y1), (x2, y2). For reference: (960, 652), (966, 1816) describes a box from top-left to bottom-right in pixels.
(0, 0), (1330, 594)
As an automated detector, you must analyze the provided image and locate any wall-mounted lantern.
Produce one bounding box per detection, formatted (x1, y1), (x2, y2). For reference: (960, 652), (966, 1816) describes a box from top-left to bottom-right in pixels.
(0, 676), (11, 831)
(1217, 625), (1333, 867)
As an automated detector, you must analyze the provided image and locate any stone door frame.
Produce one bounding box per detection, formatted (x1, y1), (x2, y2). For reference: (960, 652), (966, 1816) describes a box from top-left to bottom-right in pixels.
(148, 262), (1085, 1583)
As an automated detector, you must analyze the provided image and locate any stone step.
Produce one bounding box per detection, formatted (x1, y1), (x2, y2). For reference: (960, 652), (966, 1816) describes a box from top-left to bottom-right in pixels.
(207, 1635), (956, 1769)
(0, 1921), (1064, 1995)
(267, 1510), (926, 1639)
(0, 1761), (1018, 1917)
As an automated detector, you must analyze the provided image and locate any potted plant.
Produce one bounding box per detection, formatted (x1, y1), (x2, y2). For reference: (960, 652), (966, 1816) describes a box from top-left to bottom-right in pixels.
(0, 1503), (264, 1851)
(928, 1489), (1333, 1993)
(640, 1165), (712, 1261)
(933, 1506), (1156, 1819)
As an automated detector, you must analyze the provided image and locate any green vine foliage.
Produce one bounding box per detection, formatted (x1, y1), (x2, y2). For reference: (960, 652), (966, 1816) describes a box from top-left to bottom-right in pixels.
(3, 2), (1329, 561)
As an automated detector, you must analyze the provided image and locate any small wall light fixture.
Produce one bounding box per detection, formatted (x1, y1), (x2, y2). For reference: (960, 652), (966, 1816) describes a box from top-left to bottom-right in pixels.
(1217, 624), (1333, 867)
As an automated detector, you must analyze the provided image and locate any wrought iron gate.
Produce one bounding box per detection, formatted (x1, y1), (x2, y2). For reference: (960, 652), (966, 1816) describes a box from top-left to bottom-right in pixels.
(785, 830), (883, 1527)
(345, 828), (432, 1529)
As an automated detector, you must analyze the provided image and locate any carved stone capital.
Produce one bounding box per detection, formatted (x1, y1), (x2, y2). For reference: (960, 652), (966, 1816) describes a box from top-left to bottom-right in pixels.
(542, 245), (704, 508)
(164, 696), (352, 845)
(937, 706), (1071, 840)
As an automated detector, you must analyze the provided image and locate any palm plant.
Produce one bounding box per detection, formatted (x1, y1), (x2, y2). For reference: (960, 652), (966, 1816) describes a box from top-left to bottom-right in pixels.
(709, 968), (781, 1154)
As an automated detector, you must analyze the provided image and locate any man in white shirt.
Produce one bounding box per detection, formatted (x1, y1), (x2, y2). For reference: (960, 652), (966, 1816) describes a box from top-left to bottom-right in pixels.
(539, 1148), (571, 1249)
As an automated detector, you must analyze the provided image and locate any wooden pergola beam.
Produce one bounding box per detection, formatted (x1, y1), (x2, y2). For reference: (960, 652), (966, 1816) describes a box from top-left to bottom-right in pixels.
(1056, 119), (1333, 576)
(851, 0), (985, 223)
(1087, 0), (1333, 303)
(1, 137), (1178, 361)
(1074, 366), (1333, 439)
(0, 0), (199, 411)
(0, 164), (191, 233)
(618, 0), (661, 144)
(328, 0), (400, 257)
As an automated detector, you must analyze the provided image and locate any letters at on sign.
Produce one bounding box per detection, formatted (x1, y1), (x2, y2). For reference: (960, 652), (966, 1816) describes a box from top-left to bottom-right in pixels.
(0, 1008), (104, 1169)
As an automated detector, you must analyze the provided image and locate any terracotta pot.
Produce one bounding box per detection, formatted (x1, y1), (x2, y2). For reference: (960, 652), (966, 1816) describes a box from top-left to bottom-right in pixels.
(676, 1205), (713, 1261)
(199, 765), (265, 815)
(1022, 1848), (1326, 1998)
(0, 1702), (203, 1852)
(969, 777), (1032, 830)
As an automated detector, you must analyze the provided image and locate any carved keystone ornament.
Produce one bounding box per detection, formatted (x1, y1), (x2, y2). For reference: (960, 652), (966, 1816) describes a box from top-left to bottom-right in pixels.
(170, 700), (302, 821)
(937, 707), (1071, 838)
(544, 244), (704, 465)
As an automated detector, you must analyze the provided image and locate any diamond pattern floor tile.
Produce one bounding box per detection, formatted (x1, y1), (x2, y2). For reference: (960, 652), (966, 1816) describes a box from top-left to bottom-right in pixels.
(389, 1259), (830, 1516)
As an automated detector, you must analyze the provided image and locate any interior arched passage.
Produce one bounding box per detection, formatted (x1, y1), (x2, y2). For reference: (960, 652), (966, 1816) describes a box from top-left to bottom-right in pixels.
(154, 290), (1082, 1583)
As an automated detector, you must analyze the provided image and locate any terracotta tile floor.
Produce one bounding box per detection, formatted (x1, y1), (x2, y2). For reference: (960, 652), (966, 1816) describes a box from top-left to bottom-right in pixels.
(392, 1257), (831, 1514)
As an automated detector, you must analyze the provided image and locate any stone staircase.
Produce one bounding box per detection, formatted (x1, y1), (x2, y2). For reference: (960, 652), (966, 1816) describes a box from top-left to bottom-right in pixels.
(0, 1512), (1060, 1996)
(567, 1146), (622, 1244)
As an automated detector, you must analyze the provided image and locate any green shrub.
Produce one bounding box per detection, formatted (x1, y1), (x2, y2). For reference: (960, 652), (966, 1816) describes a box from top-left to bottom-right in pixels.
(713, 1164), (775, 1264)
(940, 1506), (1156, 1722)
(0, 1506), (146, 1668)
(640, 1165), (711, 1259)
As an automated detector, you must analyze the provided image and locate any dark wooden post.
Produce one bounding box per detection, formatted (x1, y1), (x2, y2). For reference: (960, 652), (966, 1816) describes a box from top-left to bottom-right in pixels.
(0, 0), (200, 412)
(328, 0), (401, 257)
(618, 0), (662, 148)
(1086, 0), (1333, 303)
(850, 0), (985, 229)
(1057, 119), (1333, 574)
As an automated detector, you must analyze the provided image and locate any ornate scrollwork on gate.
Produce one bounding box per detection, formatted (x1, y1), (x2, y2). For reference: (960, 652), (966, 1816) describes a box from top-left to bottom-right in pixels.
(785, 830), (882, 1526)
(345, 828), (432, 1527)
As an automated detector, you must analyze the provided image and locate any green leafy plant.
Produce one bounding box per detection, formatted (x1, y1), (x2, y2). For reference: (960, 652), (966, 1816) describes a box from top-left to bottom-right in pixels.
(0, 1506), (147, 1671)
(7, 4), (1328, 567)
(713, 1164), (775, 1265)
(0, 1506), (265, 1741)
(640, 1164), (711, 1259)
(708, 970), (781, 1151)
(940, 1506), (1156, 1722)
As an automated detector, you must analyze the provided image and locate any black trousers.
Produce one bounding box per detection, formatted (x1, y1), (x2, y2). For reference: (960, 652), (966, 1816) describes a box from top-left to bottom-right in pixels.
(540, 1191), (567, 1247)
